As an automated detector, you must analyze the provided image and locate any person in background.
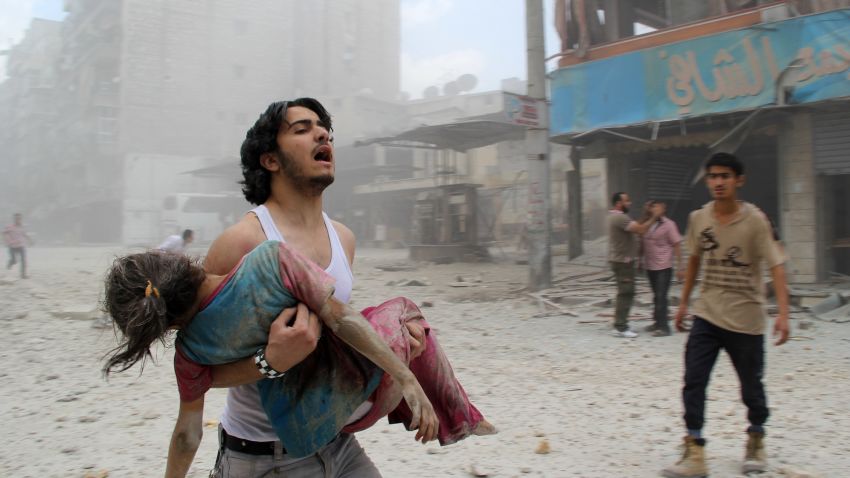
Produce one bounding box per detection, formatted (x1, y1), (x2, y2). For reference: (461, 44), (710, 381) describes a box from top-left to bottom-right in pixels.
(639, 201), (683, 337)
(157, 229), (194, 254)
(663, 152), (790, 477)
(4, 213), (33, 279)
(607, 193), (662, 338)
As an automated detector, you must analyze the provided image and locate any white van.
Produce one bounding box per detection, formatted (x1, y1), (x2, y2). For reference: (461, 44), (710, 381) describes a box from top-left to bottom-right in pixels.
(161, 193), (249, 244)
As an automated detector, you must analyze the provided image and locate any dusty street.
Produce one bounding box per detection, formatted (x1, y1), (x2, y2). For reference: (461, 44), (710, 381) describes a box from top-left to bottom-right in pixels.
(1, 245), (848, 478)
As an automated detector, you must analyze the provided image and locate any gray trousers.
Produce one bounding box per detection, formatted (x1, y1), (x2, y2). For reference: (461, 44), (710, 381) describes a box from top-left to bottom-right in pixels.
(211, 429), (381, 478)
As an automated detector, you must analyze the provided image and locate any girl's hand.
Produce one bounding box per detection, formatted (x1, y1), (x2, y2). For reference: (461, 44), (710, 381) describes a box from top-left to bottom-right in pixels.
(400, 376), (439, 443)
(405, 321), (427, 360)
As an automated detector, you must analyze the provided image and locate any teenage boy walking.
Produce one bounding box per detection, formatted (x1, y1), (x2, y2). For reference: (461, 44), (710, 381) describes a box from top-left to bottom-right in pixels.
(663, 153), (790, 477)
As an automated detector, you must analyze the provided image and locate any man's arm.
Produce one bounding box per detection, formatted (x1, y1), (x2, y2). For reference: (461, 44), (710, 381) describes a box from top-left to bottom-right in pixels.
(673, 254), (701, 331)
(205, 219), (321, 387)
(673, 242), (684, 282)
(165, 397), (204, 478)
(770, 264), (790, 346)
(209, 305), (320, 387)
(626, 205), (662, 234)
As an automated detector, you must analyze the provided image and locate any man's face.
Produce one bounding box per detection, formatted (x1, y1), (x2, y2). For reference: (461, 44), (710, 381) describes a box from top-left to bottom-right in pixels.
(185, 233), (194, 244)
(705, 165), (743, 200)
(617, 194), (632, 213)
(13, 214), (21, 226)
(273, 106), (335, 194)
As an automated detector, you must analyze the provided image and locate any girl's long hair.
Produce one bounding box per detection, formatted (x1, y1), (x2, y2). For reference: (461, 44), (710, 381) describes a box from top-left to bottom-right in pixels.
(102, 252), (205, 375)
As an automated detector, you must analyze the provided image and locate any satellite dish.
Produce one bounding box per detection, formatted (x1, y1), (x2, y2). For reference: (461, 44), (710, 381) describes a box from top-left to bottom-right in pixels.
(443, 81), (460, 96)
(456, 73), (478, 92)
(423, 85), (439, 98)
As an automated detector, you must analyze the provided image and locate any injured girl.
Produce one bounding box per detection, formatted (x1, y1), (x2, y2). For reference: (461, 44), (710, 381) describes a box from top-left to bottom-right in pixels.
(102, 240), (495, 476)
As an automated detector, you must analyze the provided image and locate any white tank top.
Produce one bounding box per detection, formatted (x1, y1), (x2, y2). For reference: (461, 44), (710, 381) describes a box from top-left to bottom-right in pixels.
(220, 205), (359, 441)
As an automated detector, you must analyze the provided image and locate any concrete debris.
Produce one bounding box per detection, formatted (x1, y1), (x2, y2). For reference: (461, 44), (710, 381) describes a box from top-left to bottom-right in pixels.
(797, 291), (850, 322)
(815, 302), (850, 323)
(807, 293), (844, 315)
(534, 439), (551, 454)
(387, 279), (431, 287)
(778, 465), (822, 478)
(431, 257), (455, 265)
(449, 281), (475, 287)
(374, 263), (418, 272)
(83, 471), (109, 478)
(91, 314), (112, 329)
(528, 292), (579, 317)
(467, 463), (489, 477)
(49, 305), (101, 321)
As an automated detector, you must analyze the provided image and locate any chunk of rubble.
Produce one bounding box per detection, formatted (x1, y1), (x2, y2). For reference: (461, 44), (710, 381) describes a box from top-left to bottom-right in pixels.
(49, 305), (101, 321)
(375, 263), (418, 272)
(805, 292), (842, 315)
(398, 279), (430, 287)
(816, 302), (850, 323)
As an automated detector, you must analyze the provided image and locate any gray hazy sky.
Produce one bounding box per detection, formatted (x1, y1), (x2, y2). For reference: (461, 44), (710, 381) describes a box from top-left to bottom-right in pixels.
(0, 0), (564, 96)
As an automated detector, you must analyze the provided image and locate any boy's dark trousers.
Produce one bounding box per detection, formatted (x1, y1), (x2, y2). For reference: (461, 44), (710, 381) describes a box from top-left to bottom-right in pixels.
(682, 317), (769, 431)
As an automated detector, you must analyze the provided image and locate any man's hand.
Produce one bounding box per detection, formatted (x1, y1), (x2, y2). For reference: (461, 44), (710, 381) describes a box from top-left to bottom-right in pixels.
(773, 315), (790, 346)
(405, 321), (427, 360)
(264, 303), (321, 372)
(673, 305), (689, 332)
(675, 268), (685, 283)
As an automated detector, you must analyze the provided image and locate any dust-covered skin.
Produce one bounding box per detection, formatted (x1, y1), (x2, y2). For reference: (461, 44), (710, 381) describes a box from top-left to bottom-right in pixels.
(319, 298), (439, 443)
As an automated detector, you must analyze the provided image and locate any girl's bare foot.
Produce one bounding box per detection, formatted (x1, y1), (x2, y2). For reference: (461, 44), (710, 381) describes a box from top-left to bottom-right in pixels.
(473, 419), (497, 436)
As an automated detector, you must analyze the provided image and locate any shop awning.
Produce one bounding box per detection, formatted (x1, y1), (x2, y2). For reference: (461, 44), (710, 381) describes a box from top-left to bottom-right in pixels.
(355, 117), (527, 152)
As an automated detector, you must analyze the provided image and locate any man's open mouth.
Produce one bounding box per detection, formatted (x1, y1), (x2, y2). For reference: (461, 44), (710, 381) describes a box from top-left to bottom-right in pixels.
(314, 145), (332, 162)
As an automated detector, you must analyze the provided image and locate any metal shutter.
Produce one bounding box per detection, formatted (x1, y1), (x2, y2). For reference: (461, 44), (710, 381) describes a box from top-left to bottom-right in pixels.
(813, 110), (850, 175)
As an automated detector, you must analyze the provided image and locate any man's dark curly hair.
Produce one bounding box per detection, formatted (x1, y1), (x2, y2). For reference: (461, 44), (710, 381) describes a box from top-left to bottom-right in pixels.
(240, 98), (333, 205)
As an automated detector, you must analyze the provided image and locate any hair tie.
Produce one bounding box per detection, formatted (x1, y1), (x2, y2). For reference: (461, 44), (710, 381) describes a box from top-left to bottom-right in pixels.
(145, 280), (160, 299)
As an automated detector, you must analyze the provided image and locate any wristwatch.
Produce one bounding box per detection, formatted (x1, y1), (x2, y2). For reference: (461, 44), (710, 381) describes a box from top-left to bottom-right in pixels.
(253, 347), (285, 379)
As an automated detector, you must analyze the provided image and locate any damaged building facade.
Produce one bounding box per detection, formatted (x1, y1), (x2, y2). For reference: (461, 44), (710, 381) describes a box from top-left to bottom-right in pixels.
(326, 88), (599, 262)
(549, 1), (850, 283)
(0, 0), (401, 244)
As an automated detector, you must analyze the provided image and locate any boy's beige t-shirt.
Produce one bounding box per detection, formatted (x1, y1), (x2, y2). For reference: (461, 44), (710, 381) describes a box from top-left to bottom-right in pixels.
(685, 201), (784, 335)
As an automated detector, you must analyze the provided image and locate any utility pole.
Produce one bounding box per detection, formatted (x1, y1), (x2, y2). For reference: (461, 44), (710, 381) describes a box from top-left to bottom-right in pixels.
(525, 0), (551, 290)
(567, 146), (584, 259)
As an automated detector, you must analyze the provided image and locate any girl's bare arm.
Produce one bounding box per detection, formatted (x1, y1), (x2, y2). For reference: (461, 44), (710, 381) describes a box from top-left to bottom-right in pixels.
(165, 397), (205, 478)
(318, 298), (439, 443)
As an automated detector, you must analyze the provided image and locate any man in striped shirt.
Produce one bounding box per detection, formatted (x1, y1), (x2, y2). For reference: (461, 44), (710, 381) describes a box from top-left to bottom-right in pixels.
(640, 201), (683, 337)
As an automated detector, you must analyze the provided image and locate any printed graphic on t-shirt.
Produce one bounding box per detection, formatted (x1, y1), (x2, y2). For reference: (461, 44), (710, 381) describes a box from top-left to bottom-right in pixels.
(699, 228), (719, 255)
(699, 226), (754, 291)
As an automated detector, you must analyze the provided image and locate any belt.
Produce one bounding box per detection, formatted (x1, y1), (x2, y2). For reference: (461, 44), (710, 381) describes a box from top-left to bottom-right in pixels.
(222, 428), (284, 456)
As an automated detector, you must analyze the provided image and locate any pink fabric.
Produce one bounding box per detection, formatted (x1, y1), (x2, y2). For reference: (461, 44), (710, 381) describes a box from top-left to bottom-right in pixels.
(3, 225), (26, 248)
(276, 243), (337, 314)
(341, 297), (486, 446)
(641, 218), (682, 271)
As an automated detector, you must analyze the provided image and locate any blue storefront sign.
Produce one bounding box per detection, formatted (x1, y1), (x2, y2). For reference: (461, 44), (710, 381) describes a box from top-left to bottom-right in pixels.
(550, 9), (850, 137)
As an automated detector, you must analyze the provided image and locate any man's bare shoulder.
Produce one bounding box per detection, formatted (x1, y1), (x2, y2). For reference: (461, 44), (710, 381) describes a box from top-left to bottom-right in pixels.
(205, 214), (266, 274)
(330, 220), (356, 265)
